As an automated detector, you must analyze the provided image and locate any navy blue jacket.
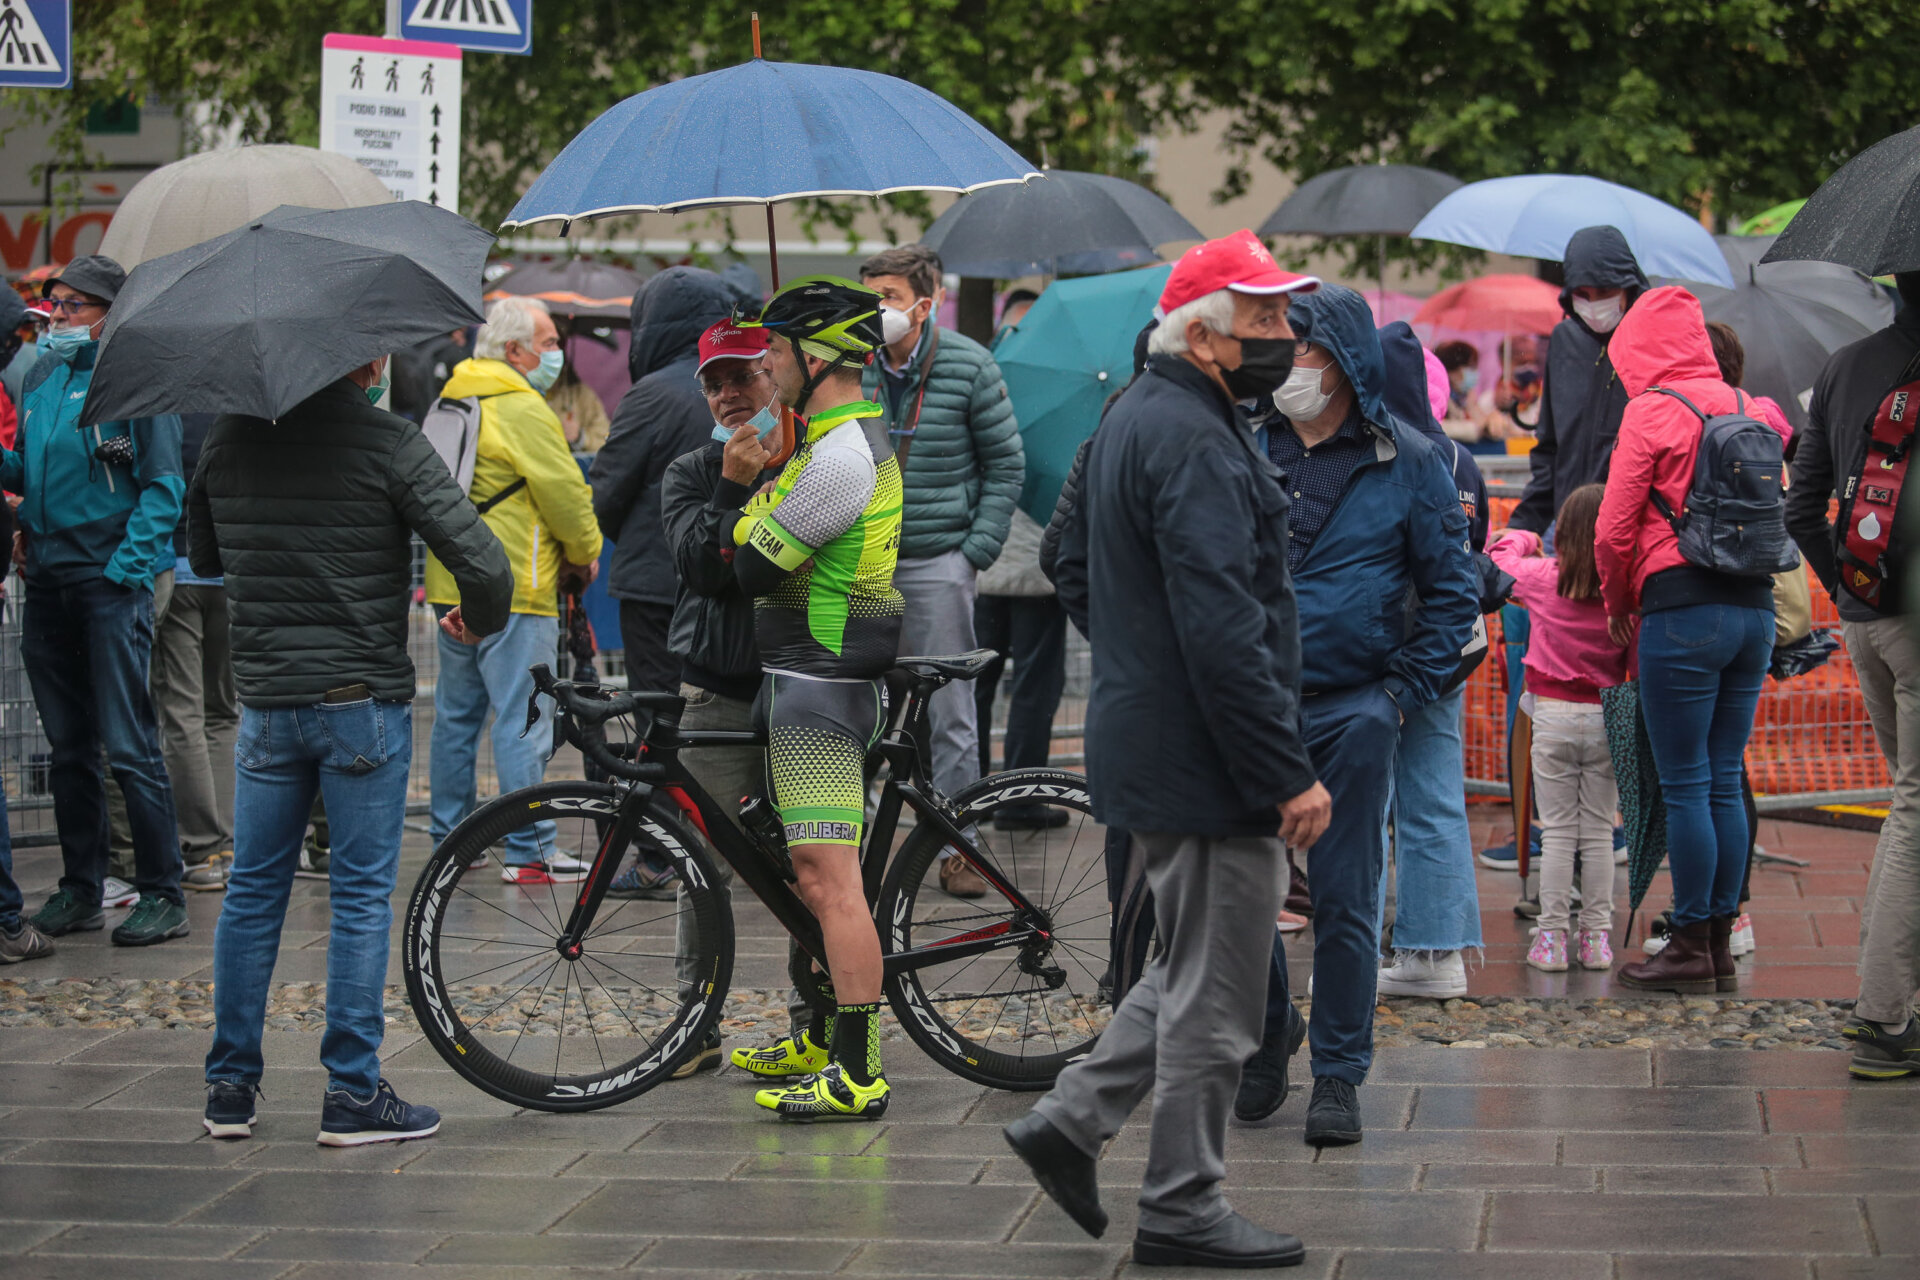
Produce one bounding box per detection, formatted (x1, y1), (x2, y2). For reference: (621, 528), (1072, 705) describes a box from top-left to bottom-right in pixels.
(1256, 287), (1478, 711)
(1055, 353), (1316, 837)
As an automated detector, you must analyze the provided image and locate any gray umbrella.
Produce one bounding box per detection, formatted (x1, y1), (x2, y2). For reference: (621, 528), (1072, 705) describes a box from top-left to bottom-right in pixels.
(920, 170), (1201, 277)
(1683, 234), (1893, 432)
(1259, 163), (1462, 291)
(82, 201), (492, 426)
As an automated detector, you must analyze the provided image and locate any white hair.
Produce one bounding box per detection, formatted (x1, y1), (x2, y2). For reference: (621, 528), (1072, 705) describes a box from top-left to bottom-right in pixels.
(1147, 288), (1237, 357)
(474, 295), (551, 360)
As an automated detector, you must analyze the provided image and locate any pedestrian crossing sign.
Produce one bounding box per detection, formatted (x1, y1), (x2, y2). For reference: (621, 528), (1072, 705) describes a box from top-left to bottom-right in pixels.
(0, 0), (70, 89)
(401, 0), (532, 56)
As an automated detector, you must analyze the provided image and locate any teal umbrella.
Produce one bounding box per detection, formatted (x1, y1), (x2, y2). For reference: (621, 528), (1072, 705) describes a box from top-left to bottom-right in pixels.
(995, 264), (1170, 523)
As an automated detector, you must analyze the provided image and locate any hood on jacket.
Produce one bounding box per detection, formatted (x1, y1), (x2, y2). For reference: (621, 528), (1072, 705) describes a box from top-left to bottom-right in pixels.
(443, 355), (533, 399)
(1286, 283), (1388, 428)
(1607, 285), (1722, 399)
(1559, 225), (1650, 328)
(627, 266), (736, 382)
(1376, 321), (1446, 446)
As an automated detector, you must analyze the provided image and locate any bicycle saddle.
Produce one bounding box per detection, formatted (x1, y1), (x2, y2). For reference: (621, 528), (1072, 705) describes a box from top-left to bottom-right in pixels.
(892, 649), (999, 683)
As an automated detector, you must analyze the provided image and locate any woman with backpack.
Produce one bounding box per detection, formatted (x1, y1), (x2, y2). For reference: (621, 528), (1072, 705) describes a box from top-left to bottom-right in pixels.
(1595, 285), (1792, 994)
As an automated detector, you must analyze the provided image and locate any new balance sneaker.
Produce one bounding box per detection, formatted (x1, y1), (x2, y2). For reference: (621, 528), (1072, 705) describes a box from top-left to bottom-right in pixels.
(1375, 949), (1468, 998)
(606, 860), (677, 898)
(1574, 929), (1613, 970)
(111, 895), (190, 947)
(730, 1030), (829, 1078)
(295, 842), (330, 880)
(317, 1079), (441, 1146)
(1526, 928), (1569, 973)
(31, 888), (105, 937)
(1728, 912), (1755, 957)
(670, 1027), (724, 1080)
(754, 1062), (889, 1122)
(204, 1081), (261, 1139)
(101, 876), (139, 909)
(182, 852), (232, 893)
(0, 920), (55, 964)
(1849, 1018), (1920, 1081)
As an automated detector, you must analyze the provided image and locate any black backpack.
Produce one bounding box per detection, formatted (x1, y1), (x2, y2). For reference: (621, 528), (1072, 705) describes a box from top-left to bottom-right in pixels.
(1646, 387), (1799, 579)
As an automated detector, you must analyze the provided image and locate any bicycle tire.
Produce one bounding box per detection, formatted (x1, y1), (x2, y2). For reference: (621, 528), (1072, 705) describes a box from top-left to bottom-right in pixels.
(877, 768), (1110, 1091)
(402, 780), (734, 1112)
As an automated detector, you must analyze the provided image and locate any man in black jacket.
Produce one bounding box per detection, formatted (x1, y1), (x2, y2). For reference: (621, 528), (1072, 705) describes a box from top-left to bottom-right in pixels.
(1785, 272), (1920, 1080)
(1004, 231), (1329, 1269)
(591, 267), (736, 693)
(193, 361), (513, 1147)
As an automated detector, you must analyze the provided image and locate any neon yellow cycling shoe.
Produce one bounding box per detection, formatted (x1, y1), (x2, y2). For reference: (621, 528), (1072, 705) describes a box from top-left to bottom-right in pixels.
(754, 1062), (890, 1122)
(729, 1029), (829, 1078)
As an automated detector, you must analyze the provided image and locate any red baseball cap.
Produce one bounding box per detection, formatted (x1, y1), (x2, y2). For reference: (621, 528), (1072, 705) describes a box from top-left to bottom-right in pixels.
(696, 318), (773, 372)
(1156, 229), (1319, 318)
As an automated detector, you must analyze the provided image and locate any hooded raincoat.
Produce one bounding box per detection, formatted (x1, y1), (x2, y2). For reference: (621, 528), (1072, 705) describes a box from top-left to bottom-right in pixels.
(1510, 226), (1650, 533)
(590, 267), (736, 605)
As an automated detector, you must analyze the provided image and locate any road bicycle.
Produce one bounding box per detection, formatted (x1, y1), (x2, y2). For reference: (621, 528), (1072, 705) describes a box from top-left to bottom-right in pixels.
(401, 652), (1114, 1112)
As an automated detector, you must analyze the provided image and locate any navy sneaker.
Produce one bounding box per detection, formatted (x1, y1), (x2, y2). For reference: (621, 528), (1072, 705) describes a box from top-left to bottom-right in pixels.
(317, 1078), (440, 1147)
(1477, 828), (1542, 871)
(204, 1081), (261, 1139)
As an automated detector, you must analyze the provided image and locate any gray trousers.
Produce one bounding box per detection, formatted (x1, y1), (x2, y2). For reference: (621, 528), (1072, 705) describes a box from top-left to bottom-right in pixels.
(893, 551), (980, 805)
(1032, 830), (1284, 1234)
(153, 584), (237, 860)
(1845, 617), (1920, 1025)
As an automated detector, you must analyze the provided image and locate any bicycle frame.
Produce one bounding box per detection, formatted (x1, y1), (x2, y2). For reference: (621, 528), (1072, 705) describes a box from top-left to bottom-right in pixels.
(552, 677), (1059, 985)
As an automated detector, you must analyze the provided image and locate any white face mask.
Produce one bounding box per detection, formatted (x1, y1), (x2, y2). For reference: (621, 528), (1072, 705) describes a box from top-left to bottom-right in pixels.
(1272, 361), (1335, 422)
(880, 297), (930, 346)
(1573, 294), (1625, 334)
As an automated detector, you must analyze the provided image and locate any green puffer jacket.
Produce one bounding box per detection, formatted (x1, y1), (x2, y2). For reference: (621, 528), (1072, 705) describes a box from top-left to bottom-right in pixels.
(863, 324), (1023, 568)
(188, 379), (514, 708)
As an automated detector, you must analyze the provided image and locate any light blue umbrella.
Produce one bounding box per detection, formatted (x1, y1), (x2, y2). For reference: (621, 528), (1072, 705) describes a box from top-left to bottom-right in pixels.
(1411, 174), (1734, 287)
(996, 265), (1170, 522)
(500, 59), (1039, 230)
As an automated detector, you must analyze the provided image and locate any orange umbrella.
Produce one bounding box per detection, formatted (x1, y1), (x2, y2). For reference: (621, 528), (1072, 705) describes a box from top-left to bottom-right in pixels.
(1414, 274), (1562, 334)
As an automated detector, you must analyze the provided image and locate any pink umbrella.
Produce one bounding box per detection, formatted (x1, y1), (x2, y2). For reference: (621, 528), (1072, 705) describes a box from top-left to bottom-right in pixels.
(1415, 274), (1562, 334)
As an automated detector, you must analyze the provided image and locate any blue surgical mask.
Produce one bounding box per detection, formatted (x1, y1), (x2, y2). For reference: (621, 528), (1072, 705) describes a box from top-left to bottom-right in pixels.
(527, 347), (564, 393)
(1460, 369), (1479, 392)
(365, 359), (391, 405)
(44, 325), (93, 358)
(712, 399), (783, 449)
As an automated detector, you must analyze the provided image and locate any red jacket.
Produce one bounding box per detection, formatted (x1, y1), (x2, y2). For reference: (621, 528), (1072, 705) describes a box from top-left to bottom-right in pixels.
(1595, 286), (1756, 618)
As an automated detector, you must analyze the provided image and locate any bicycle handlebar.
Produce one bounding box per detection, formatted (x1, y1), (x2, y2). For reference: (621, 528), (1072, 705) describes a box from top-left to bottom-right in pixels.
(528, 664), (680, 784)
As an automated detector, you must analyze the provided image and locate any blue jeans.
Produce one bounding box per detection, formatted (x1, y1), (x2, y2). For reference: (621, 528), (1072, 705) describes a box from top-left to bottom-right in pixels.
(1266, 681), (1399, 1084)
(207, 698), (411, 1095)
(1637, 603), (1772, 926)
(21, 576), (182, 907)
(0, 774), (20, 932)
(1381, 685), (1483, 951)
(429, 609), (557, 864)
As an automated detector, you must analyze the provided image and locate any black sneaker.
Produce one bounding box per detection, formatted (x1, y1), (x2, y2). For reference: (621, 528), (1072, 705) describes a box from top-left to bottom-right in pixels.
(1234, 1003), (1306, 1123)
(31, 888), (104, 937)
(1850, 1018), (1920, 1080)
(204, 1081), (261, 1139)
(1304, 1077), (1362, 1147)
(111, 895), (190, 946)
(317, 1079), (441, 1147)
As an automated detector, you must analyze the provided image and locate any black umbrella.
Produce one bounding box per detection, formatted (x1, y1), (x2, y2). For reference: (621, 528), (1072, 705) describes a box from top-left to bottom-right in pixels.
(1763, 124), (1920, 275)
(920, 170), (1202, 277)
(1681, 235), (1893, 432)
(489, 258), (644, 322)
(82, 201), (492, 426)
(1259, 163), (1463, 291)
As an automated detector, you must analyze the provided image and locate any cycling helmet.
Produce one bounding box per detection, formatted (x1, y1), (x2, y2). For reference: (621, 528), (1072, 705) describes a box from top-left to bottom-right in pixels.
(740, 275), (884, 414)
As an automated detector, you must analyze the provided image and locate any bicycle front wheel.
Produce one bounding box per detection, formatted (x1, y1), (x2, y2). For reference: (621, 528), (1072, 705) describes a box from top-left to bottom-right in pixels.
(401, 780), (734, 1112)
(878, 768), (1111, 1091)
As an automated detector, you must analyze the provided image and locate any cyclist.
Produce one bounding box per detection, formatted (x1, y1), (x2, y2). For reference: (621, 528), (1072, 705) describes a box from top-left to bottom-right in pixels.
(722, 277), (903, 1121)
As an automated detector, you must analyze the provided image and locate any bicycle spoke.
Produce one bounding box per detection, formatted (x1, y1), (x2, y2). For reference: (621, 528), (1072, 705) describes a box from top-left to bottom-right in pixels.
(508, 959), (563, 1064)
(461, 956), (564, 1036)
(578, 952), (660, 1042)
(443, 949), (557, 987)
(452, 881), (561, 938)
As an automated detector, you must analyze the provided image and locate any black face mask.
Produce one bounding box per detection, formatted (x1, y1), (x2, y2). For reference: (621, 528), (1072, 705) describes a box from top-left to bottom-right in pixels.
(1220, 335), (1296, 401)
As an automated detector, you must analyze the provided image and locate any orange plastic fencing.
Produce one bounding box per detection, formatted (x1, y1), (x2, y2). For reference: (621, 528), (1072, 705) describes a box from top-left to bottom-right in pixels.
(1467, 496), (1892, 802)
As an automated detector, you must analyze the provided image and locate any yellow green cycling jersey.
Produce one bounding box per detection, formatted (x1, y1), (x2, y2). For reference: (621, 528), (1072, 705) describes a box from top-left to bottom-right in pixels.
(730, 400), (904, 679)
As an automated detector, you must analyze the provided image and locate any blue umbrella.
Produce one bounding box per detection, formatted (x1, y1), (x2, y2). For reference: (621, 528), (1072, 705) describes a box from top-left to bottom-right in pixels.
(1411, 174), (1734, 287)
(996, 265), (1170, 522)
(500, 59), (1039, 229)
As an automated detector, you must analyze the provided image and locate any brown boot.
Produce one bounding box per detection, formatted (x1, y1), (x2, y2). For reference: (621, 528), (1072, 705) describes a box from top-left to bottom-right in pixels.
(1617, 919), (1717, 993)
(939, 856), (989, 899)
(1708, 915), (1737, 992)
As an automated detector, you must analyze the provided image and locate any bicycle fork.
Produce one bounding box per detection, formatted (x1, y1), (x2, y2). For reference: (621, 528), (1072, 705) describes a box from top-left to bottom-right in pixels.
(555, 787), (653, 959)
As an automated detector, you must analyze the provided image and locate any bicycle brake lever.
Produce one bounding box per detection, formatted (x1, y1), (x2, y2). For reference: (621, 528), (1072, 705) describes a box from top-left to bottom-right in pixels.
(520, 691), (541, 740)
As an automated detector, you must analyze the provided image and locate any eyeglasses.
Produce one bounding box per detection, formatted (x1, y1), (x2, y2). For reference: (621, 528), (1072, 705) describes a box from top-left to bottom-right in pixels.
(44, 297), (103, 316)
(699, 368), (770, 397)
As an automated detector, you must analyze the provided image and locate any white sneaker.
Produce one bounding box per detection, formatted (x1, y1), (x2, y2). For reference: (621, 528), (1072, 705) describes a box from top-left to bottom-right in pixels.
(1729, 912), (1755, 957)
(545, 853), (592, 879)
(1642, 934), (1669, 956)
(1375, 949), (1467, 998)
(102, 876), (138, 909)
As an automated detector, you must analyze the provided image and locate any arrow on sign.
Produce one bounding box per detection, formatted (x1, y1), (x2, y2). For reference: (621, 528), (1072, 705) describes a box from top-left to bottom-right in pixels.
(431, 104), (442, 127)
(430, 131), (440, 155)
(429, 161), (440, 183)
(428, 190), (440, 206)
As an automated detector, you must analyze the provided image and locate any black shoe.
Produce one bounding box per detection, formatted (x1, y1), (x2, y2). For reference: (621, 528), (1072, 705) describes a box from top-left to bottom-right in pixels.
(1234, 1004), (1306, 1123)
(203, 1081), (261, 1139)
(1003, 1110), (1107, 1239)
(992, 805), (1071, 831)
(111, 895), (190, 946)
(1134, 1211), (1306, 1269)
(1303, 1077), (1361, 1147)
(1850, 1017), (1920, 1080)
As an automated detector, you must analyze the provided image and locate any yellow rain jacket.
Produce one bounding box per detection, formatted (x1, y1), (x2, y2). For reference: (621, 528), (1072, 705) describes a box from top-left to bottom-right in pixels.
(425, 358), (603, 617)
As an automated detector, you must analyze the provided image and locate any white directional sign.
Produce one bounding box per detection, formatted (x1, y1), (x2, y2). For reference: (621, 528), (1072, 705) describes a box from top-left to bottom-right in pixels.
(319, 33), (462, 212)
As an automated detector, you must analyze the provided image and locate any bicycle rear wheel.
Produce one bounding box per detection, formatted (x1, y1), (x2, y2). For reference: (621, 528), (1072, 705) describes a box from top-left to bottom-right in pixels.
(877, 768), (1111, 1091)
(402, 780), (733, 1112)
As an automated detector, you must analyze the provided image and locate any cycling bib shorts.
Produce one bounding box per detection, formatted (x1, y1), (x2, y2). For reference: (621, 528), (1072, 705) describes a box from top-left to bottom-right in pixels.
(755, 673), (887, 849)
